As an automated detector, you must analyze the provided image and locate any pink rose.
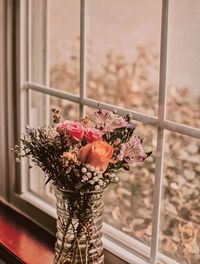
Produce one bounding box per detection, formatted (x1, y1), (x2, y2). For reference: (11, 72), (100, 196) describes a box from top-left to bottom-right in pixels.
(65, 121), (84, 141)
(56, 121), (84, 141)
(84, 127), (103, 143)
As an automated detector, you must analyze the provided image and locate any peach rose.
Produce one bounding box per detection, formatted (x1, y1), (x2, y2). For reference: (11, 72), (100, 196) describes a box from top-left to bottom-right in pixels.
(78, 140), (115, 172)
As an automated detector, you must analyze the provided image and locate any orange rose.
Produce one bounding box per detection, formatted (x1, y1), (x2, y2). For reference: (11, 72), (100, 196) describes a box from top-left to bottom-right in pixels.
(78, 140), (115, 172)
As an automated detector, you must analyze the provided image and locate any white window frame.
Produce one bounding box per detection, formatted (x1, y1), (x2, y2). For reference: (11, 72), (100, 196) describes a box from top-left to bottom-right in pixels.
(7, 0), (200, 264)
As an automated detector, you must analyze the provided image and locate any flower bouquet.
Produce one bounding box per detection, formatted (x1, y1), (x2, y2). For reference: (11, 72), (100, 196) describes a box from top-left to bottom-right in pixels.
(13, 108), (151, 264)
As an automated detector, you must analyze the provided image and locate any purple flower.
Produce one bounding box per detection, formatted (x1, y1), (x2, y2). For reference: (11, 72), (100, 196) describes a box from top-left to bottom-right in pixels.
(91, 109), (128, 133)
(127, 122), (137, 129)
(117, 136), (147, 164)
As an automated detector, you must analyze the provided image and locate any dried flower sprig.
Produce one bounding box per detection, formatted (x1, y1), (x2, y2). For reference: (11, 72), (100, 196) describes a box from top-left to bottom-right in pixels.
(12, 108), (151, 192)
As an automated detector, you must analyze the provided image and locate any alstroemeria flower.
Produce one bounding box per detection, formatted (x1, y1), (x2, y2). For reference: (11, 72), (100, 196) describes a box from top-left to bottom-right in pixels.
(117, 136), (147, 164)
(91, 109), (128, 133)
(78, 140), (115, 172)
(56, 121), (84, 141)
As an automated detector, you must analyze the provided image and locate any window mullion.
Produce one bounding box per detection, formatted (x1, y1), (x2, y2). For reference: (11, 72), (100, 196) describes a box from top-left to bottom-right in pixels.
(150, 128), (165, 264)
(150, 0), (169, 263)
(44, 0), (50, 126)
(19, 0), (29, 194)
(25, 82), (200, 139)
(79, 0), (86, 118)
(164, 120), (200, 139)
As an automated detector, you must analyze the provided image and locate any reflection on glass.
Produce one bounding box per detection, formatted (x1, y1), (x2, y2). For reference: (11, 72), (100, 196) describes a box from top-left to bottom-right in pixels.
(166, 0), (200, 128)
(49, 0), (80, 94)
(86, 0), (161, 116)
(161, 132), (200, 263)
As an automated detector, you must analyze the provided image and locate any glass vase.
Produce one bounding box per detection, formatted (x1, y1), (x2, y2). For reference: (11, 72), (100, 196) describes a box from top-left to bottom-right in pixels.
(54, 187), (104, 264)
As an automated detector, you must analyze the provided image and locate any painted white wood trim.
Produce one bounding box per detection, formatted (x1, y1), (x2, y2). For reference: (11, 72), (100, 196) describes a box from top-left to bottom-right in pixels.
(150, 1), (169, 263)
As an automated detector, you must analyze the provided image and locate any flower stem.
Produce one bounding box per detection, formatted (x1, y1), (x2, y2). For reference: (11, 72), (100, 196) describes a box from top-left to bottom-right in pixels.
(85, 240), (88, 264)
(55, 218), (72, 263)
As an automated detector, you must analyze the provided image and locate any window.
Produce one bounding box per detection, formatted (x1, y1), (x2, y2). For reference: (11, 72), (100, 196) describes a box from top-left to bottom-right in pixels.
(1, 1), (200, 264)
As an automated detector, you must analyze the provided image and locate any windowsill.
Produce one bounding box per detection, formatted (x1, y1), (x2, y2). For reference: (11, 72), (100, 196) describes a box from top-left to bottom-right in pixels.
(0, 200), (128, 264)
(0, 201), (55, 264)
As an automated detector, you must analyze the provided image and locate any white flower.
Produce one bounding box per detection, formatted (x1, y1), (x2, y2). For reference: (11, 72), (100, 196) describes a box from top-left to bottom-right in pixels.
(117, 136), (147, 164)
(91, 109), (128, 133)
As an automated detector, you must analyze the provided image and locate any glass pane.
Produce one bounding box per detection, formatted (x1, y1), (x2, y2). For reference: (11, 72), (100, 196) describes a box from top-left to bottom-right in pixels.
(30, 0), (48, 84)
(29, 90), (47, 127)
(160, 131), (200, 263)
(166, 0), (200, 128)
(86, 0), (162, 116)
(30, 0), (80, 95)
(28, 91), (49, 200)
(49, 0), (80, 94)
(85, 106), (156, 245)
(50, 97), (79, 122)
(28, 90), (80, 201)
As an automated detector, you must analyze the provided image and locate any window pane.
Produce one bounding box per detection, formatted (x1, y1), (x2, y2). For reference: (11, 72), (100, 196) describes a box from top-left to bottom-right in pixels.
(28, 90), (47, 126)
(85, 106), (156, 245)
(30, 0), (48, 84)
(28, 90), (49, 200)
(86, 0), (162, 116)
(49, 0), (80, 94)
(160, 131), (200, 263)
(166, 0), (200, 128)
(28, 90), (80, 201)
(50, 97), (79, 121)
(30, 0), (80, 95)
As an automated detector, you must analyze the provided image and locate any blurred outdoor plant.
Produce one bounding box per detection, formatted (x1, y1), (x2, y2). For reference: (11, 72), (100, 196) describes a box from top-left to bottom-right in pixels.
(50, 45), (200, 264)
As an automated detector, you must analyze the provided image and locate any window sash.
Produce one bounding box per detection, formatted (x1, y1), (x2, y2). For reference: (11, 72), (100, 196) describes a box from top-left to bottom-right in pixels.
(12, 0), (200, 264)
(0, 0), (8, 199)
(24, 81), (200, 139)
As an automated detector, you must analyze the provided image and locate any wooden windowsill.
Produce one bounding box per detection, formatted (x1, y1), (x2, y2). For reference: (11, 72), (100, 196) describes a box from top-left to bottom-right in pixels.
(0, 200), (127, 264)
(0, 201), (55, 264)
